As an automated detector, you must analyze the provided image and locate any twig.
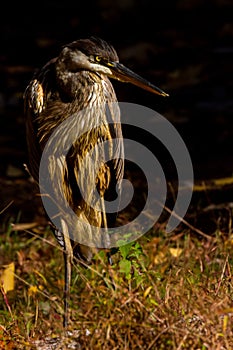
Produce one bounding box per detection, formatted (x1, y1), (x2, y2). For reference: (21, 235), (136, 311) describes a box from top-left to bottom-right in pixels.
(0, 200), (14, 215)
(215, 254), (228, 295)
(0, 284), (14, 320)
(155, 199), (212, 240)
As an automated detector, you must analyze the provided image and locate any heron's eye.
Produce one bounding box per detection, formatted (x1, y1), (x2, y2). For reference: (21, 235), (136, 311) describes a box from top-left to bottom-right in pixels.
(95, 56), (102, 62)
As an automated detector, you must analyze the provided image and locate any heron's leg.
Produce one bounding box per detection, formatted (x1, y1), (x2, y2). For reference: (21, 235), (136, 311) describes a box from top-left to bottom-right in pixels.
(107, 251), (113, 266)
(63, 249), (72, 327)
(105, 250), (117, 291)
(60, 219), (73, 328)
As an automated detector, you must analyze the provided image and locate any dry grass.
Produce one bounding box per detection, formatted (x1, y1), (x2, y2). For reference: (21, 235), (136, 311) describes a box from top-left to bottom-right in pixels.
(1, 211), (233, 349)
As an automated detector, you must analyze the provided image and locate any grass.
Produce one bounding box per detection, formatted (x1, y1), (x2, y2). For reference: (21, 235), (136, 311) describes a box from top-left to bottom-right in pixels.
(1, 211), (233, 349)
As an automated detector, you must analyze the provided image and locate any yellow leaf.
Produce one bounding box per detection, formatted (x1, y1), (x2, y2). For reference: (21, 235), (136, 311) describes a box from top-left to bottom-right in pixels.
(1, 262), (15, 293)
(28, 285), (38, 296)
(169, 248), (182, 258)
(38, 284), (44, 291)
(143, 286), (152, 298)
(223, 315), (228, 334)
(154, 251), (167, 264)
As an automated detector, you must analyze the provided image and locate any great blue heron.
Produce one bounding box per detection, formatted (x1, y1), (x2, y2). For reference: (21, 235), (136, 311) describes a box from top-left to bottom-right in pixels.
(24, 36), (168, 326)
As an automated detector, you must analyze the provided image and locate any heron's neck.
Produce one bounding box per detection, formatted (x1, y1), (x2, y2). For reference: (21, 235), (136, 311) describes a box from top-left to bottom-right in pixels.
(56, 67), (117, 107)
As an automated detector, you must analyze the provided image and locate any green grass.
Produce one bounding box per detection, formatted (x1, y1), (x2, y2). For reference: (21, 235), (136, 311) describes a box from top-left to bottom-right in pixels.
(1, 217), (233, 349)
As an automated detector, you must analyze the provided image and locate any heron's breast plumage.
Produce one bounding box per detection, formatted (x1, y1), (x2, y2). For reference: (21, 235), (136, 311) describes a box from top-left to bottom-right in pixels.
(24, 61), (124, 261)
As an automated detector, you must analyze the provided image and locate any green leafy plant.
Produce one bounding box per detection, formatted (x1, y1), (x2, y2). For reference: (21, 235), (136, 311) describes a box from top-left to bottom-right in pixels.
(117, 240), (145, 286)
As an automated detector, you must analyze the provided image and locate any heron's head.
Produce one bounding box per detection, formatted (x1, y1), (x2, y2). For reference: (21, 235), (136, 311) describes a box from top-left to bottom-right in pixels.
(57, 37), (169, 97)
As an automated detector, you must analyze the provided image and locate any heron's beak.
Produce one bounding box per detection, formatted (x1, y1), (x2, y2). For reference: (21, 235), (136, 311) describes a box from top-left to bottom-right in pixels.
(109, 62), (169, 97)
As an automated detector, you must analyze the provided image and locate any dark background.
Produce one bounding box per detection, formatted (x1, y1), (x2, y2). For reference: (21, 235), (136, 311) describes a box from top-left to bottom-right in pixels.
(0, 0), (232, 225)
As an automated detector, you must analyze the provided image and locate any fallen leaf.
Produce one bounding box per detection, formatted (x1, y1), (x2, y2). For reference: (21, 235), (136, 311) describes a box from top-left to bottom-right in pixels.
(169, 248), (182, 258)
(1, 262), (15, 293)
(28, 285), (38, 296)
(143, 286), (152, 298)
(154, 251), (167, 264)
